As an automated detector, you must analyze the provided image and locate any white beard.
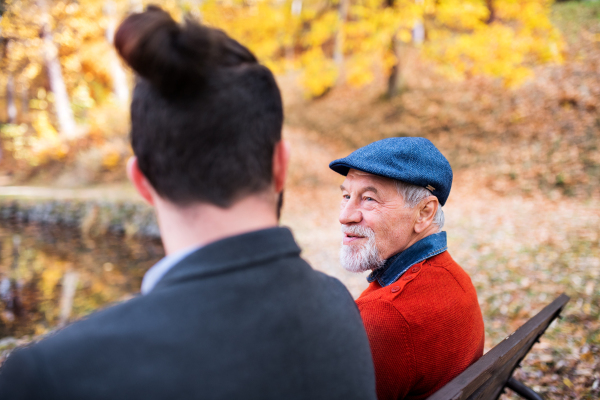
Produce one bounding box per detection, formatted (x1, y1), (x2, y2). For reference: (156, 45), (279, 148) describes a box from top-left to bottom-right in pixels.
(340, 225), (385, 273)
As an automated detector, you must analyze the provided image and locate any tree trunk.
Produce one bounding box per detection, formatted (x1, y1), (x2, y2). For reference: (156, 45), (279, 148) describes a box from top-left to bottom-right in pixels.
(291, 0), (302, 17)
(104, 1), (129, 104)
(286, 0), (302, 67)
(333, 0), (348, 68)
(387, 34), (401, 98)
(6, 74), (16, 123)
(412, 0), (425, 45)
(58, 271), (79, 328)
(20, 83), (28, 117)
(486, 0), (496, 24)
(385, 0), (402, 98)
(412, 21), (425, 45)
(285, 41), (294, 68)
(38, 0), (77, 138)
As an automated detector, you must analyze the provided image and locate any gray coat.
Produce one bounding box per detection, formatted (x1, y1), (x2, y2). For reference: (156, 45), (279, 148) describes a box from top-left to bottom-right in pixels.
(0, 227), (377, 400)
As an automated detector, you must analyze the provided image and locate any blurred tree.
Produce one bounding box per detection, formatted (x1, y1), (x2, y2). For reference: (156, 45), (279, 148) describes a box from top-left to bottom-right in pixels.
(37, 0), (77, 138)
(6, 75), (16, 123)
(1, 0), (38, 124)
(333, 0), (349, 70)
(1, 0), (132, 132)
(486, 0), (496, 24)
(385, 0), (403, 98)
(104, 0), (129, 104)
(412, 0), (424, 45)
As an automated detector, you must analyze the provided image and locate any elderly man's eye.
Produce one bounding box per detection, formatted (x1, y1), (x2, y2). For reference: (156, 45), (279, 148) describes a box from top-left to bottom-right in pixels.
(365, 197), (374, 201)
(343, 194), (351, 200)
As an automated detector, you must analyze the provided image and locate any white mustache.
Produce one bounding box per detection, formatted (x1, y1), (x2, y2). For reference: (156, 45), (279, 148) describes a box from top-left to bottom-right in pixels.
(341, 224), (375, 239)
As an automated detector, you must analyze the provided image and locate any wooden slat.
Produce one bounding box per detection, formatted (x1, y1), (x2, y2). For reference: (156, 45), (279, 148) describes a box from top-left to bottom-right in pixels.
(426, 293), (570, 400)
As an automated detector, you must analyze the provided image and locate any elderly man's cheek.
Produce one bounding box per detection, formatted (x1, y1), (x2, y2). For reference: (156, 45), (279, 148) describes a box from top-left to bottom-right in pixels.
(362, 202), (378, 211)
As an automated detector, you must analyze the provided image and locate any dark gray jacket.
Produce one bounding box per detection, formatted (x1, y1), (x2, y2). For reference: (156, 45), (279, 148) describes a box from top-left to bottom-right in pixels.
(0, 227), (376, 400)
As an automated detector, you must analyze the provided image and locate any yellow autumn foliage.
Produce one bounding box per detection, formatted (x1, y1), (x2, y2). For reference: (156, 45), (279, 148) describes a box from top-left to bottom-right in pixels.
(300, 47), (339, 97)
(0, 0), (566, 143)
(424, 0), (564, 86)
(30, 111), (69, 165)
(346, 55), (375, 87)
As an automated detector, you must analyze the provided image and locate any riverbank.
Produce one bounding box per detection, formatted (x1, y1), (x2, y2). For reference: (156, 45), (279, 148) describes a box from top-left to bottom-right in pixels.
(0, 187), (158, 238)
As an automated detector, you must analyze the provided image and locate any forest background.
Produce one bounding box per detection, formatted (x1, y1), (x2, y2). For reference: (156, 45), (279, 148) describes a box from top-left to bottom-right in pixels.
(0, 0), (599, 399)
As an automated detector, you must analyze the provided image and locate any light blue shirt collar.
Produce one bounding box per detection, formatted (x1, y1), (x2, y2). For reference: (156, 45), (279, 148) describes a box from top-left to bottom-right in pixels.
(141, 245), (201, 295)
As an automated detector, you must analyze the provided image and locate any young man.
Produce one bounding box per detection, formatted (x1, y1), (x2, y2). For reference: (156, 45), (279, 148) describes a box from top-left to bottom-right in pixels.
(0, 8), (376, 400)
(331, 137), (484, 400)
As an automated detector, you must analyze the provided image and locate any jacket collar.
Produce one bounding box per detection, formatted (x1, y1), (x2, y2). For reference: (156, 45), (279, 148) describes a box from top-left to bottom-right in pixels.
(152, 227), (301, 293)
(367, 231), (448, 287)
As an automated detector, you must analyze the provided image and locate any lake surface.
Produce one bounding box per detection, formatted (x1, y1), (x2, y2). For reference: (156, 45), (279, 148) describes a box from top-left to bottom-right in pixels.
(0, 221), (164, 339)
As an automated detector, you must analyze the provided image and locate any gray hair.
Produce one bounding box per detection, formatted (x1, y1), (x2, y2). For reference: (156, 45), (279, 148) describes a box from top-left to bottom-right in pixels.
(395, 180), (444, 231)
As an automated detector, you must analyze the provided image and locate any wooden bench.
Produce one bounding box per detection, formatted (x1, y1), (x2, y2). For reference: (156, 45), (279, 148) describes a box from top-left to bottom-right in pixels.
(427, 293), (570, 400)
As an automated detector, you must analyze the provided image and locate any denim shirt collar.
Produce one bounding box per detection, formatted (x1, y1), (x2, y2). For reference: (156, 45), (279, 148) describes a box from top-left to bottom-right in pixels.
(367, 231), (448, 287)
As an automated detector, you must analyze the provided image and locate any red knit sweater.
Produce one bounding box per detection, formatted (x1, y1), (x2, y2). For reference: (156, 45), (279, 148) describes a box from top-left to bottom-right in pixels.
(356, 251), (484, 400)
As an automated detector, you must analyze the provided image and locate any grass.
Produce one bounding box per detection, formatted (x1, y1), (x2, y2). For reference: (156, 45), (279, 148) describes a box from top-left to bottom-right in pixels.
(553, 1), (600, 37)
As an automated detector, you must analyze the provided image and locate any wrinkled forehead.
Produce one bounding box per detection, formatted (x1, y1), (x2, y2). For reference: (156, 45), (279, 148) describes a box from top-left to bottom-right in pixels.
(343, 169), (398, 191)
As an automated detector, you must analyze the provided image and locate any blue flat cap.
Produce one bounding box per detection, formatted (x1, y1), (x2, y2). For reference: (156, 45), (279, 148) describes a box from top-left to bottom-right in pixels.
(329, 137), (453, 206)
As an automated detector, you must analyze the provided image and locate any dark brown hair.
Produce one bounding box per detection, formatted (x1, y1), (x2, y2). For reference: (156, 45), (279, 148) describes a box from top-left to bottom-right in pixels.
(115, 6), (283, 207)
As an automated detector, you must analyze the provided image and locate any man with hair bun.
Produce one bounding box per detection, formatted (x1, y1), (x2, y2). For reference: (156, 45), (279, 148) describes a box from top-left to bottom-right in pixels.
(331, 137), (485, 400)
(0, 7), (377, 400)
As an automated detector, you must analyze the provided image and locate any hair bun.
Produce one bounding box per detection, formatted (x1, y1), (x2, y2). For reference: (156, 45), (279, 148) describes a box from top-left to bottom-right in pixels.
(115, 5), (257, 96)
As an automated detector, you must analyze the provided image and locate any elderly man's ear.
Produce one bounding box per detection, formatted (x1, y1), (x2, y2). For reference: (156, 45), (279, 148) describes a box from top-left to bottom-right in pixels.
(414, 197), (439, 234)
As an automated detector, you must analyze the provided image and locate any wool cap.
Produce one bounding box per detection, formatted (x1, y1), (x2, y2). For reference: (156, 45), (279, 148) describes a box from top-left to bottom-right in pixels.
(329, 137), (453, 206)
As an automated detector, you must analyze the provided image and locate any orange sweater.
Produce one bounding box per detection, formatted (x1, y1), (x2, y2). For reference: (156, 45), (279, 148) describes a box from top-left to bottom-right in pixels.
(356, 251), (484, 400)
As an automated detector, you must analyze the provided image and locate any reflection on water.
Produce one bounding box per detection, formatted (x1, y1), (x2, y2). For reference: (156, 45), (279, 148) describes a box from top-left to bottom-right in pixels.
(0, 221), (164, 339)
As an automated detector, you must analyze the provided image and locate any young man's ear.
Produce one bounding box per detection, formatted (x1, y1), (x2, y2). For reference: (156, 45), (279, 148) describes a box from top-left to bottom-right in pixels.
(126, 156), (155, 206)
(414, 196), (438, 234)
(272, 140), (291, 193)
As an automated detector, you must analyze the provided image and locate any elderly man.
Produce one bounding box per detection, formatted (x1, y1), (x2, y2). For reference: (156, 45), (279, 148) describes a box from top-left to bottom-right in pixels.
(330, 137), (485, 400)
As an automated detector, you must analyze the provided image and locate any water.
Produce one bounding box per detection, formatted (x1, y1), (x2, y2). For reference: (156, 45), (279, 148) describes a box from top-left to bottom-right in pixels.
(0, 221), (164, 339)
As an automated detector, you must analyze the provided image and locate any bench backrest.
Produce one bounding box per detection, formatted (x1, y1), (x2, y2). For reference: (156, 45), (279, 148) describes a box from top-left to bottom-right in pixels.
(426, 293), (570, 400)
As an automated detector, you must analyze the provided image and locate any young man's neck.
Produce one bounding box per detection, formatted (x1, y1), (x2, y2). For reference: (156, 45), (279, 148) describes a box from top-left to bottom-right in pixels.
(154, 194), (279, 255)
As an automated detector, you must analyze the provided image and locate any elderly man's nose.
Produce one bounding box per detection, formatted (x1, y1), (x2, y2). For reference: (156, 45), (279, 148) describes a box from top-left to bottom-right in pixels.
(339, 202), (362, 225)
